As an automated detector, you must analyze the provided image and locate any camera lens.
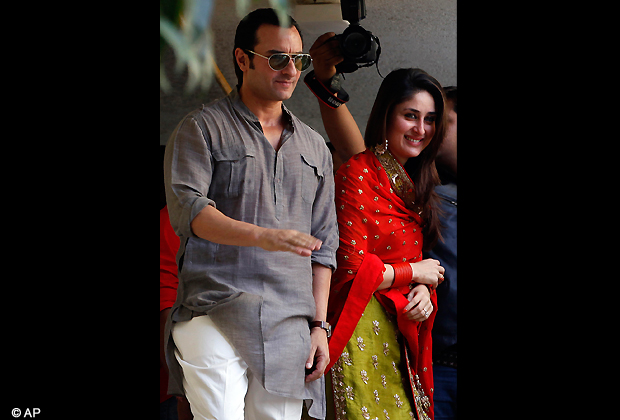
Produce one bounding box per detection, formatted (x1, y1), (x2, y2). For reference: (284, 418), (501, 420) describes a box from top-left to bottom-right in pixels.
(342, 32), (369, 57)
(334, 23), (380, 73)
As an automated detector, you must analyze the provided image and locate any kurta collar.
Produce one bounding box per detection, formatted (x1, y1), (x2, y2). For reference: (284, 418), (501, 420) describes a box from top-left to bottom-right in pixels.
(228, 87), (295, 142)
(229, 87), (294, 128)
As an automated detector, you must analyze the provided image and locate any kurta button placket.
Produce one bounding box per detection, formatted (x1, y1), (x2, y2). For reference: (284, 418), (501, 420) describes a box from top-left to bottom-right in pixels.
(274, 151), (284, 220)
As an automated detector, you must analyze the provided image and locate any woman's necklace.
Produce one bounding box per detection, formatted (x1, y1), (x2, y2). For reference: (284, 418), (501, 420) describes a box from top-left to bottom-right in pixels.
(372, 146), (423, 216)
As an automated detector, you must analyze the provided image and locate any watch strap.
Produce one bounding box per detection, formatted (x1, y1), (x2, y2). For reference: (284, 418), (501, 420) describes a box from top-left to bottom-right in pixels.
(309, 320), (332, 337)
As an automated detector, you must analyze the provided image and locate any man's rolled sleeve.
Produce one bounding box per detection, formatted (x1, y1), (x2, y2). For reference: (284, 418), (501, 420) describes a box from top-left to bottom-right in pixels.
(164, 113), (216, 239)
(310, 150), (338, 272)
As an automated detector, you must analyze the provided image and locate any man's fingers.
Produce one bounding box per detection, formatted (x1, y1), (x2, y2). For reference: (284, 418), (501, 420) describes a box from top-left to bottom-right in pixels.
(290, 234), (321, 253)
(274, 230), (321, 256)
(306, 349), (315, 369)
(305, 354), (327, 382)
(315, 353), (328, 373)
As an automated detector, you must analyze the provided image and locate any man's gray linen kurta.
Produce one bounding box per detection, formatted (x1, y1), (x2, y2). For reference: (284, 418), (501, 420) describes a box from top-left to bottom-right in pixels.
(163, 88), (338, 419)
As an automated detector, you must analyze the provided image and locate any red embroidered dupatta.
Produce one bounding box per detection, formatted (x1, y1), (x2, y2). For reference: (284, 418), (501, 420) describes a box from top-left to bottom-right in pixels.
(327, 149), (436, 419)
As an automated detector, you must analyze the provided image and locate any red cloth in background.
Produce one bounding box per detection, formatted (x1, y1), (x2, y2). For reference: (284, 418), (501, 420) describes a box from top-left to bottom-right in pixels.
(160, 206), (180, 403)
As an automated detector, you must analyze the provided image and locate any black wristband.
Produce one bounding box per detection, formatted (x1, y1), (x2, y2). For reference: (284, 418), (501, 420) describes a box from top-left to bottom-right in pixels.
(304, 70), (349, 109)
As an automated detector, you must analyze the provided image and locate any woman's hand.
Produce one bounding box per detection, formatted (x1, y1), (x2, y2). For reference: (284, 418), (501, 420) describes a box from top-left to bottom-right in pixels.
(402, 284), (433, 322)
(411, 258), (445, 289)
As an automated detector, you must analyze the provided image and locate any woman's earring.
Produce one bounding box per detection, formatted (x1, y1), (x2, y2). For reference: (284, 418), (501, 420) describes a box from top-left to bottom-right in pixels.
(376, 138), (388, 155)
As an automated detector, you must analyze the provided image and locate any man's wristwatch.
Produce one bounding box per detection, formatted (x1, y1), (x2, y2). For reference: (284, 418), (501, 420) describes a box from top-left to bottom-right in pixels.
(309, 320), (332, 338)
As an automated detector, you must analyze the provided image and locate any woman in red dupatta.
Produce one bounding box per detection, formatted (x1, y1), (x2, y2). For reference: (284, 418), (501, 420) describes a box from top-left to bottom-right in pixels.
(321, 68), (448, 420)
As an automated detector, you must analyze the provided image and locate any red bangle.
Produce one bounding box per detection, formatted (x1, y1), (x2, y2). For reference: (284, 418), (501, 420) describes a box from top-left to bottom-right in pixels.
(391, 262), (413, 288)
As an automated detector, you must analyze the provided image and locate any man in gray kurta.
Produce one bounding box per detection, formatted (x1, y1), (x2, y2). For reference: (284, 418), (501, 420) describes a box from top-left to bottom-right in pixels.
(163, 8), (337, 420)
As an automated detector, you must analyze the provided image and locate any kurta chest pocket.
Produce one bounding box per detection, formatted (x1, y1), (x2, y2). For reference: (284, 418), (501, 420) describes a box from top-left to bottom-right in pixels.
(210, 144), (254, 198)
(300, 153), (323, 203)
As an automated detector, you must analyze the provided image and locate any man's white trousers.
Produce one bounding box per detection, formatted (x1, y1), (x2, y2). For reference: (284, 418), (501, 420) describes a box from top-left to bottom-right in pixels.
(172, 314), (303, 420)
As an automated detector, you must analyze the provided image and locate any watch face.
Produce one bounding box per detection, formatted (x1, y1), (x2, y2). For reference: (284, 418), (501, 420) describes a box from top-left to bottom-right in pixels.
(323, 322), (332, 337)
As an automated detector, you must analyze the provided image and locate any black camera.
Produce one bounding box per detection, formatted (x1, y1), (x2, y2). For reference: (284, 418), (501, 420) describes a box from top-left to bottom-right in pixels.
(333, 0), (381, 73)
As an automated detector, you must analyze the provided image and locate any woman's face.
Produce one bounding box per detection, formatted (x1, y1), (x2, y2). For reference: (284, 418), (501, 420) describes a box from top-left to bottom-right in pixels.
(386, 90), (436, 166)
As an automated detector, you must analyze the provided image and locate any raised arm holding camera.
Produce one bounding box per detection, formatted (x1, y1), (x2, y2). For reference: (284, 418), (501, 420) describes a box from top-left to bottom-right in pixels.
(307, 32), (365, 162)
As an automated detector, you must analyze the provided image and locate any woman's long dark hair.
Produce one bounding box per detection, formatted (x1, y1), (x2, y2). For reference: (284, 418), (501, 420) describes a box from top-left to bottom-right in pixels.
(364, 68), (447, 250)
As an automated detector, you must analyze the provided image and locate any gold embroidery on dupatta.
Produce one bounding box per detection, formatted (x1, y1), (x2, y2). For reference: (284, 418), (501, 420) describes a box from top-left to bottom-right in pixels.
(402, 343), (431, 420)
(372, 147), (423, 216)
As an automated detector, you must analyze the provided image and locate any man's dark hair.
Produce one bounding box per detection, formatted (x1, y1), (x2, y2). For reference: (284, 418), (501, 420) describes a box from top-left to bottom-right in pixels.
(443, 85), (457, 113)
(233, 8), (303, 88)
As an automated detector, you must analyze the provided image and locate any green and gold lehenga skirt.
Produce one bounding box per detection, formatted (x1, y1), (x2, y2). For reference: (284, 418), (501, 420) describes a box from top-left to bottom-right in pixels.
(329, 296), (431, 420)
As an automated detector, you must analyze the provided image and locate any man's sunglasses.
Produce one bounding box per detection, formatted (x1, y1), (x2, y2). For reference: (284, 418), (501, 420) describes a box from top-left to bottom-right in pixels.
(245, 50), (312, 72)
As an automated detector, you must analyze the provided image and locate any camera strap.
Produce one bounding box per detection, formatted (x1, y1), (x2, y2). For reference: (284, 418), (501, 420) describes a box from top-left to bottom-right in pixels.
(304, 71), (349, 109)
